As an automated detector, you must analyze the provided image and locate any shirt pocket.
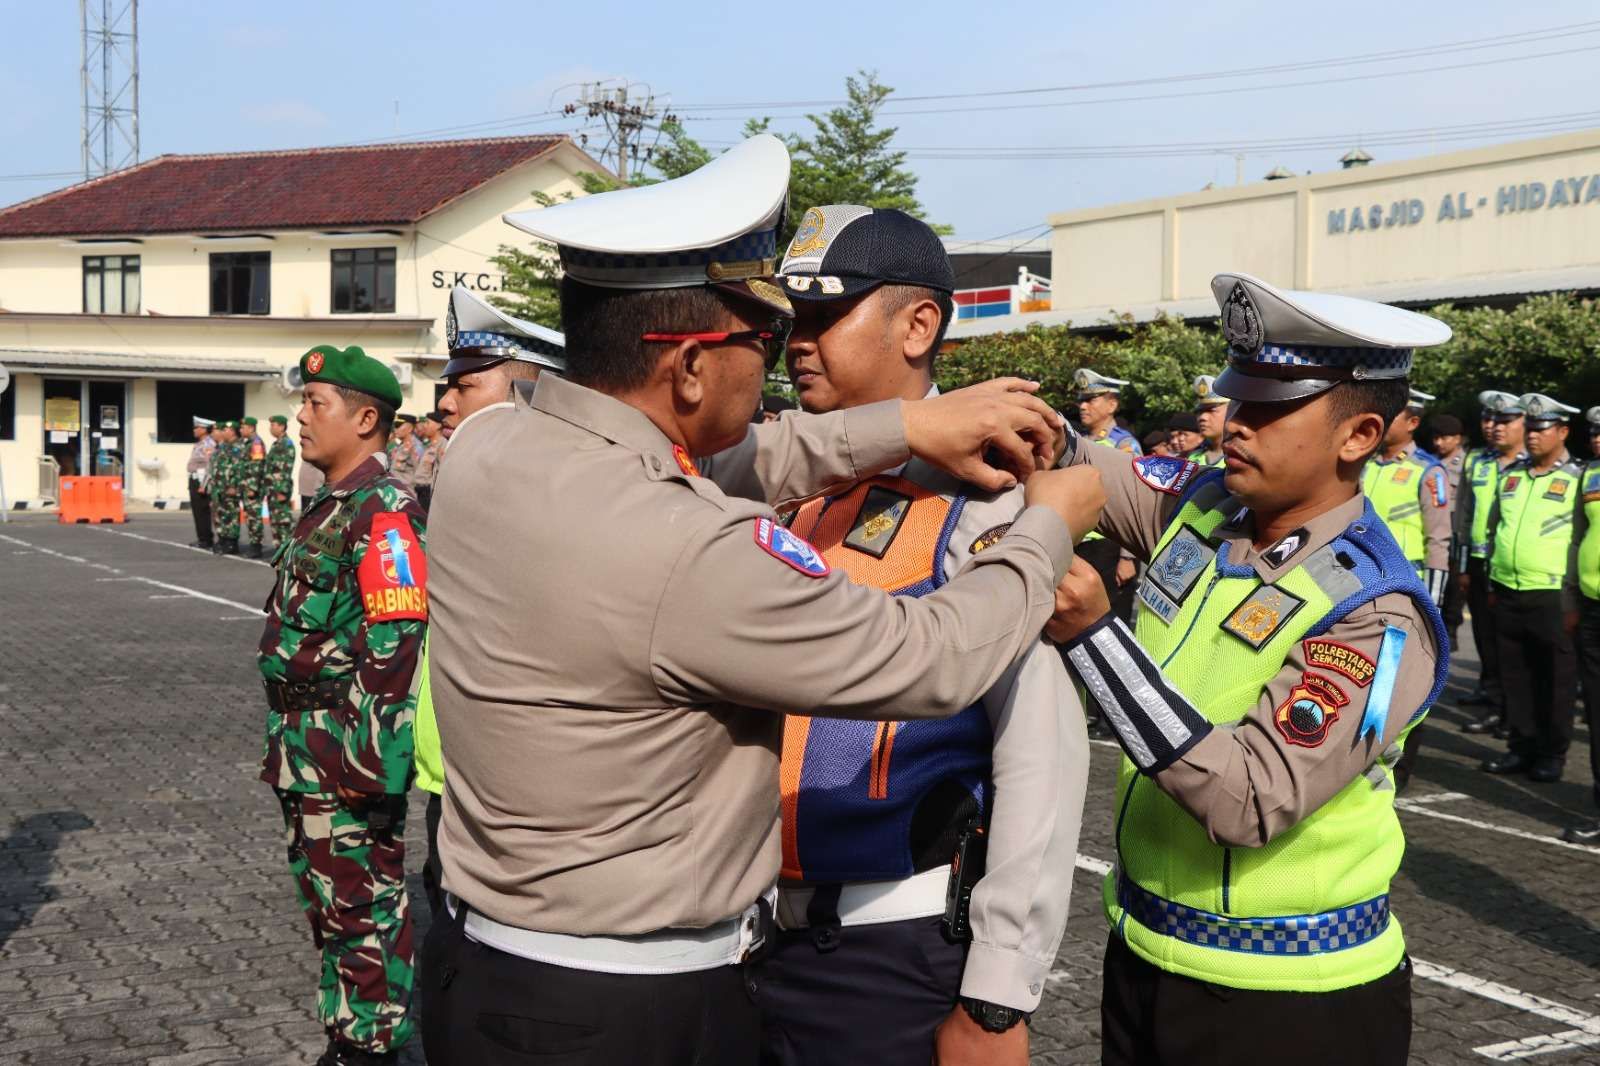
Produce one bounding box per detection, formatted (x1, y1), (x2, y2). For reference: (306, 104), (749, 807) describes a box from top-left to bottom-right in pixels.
(275, 549), (342, 632)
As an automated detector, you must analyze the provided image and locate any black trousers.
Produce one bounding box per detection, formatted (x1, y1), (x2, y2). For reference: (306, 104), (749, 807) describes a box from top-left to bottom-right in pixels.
(755, 915), (965, 1066)
(188, 484), (212, 547)
(420, 900), (759, 1066)
(1078, 537), (1136, 624)
(422, 791), (444, 917)
(1467, 557), (1501, 697)
(1101, 934), (1411, 1066)
(1575, 597), (1600, 805)
(1493, 583), (1577, 760)
(1442, 558), (1465, 652)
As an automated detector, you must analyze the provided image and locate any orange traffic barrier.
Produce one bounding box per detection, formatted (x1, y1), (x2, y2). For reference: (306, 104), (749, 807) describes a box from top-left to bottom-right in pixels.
(58, 475), (126, 524)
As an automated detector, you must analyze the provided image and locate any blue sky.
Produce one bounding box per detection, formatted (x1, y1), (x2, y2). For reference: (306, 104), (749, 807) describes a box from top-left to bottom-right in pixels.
(4, 0), (1600, 240)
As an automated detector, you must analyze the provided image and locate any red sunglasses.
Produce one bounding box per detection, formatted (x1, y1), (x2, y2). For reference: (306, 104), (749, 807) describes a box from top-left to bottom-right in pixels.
(642, 319), (793, 372)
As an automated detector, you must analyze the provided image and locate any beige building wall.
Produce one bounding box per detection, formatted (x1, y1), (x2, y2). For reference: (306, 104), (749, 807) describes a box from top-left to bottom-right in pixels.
(0, 144), (599, 503)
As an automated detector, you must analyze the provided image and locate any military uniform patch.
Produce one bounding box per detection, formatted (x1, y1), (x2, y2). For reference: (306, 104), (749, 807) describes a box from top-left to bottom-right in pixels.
(1502, 475), (1521, 496)
(1132, 455), (1199, 496)
(1221, 584), (1306, 649)
(843, 487), (913, 558)
(1393, 466), (1413, 485)
(969, 523), (1011, 555)
(1302, 638), (1377, 686)
(755, 516), (830, 577)
(1274, 673), (1349, 748)
(357, 513), (428, 622)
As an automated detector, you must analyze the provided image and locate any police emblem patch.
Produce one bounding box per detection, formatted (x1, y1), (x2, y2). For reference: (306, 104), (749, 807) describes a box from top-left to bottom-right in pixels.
(1393, 467), (1413, 485)
(1221, 584), (1306, 649)
(787, 207), (829, 257)
(754, 517), (830, 577)
(1146, 526), (1215, 606)
(1545, 477), (1572, 502)
(969, 523), (1011, 555)
(844, 487), (913, 558)
(1502, 475), (1521, 495)
(444, 302), (459, 350)
(1302, 638), (1377, 686)
(1132, 455), (1199, 496)
(1274, 673), (1349, 748)
(1222, 282), (1264, 356)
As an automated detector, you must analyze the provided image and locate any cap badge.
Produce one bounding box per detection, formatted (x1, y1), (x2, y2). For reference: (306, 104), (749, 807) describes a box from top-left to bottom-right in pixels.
(787, 208), (829, 258)
(745, 278), (794, 313)
(305, 351), (325, 375)
(445, 302), (459, 350)
(1222, 283), (1264, 356)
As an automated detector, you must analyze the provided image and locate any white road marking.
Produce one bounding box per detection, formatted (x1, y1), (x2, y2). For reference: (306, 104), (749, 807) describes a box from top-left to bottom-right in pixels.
(1396, 791), (1469, 805)
(1395, 800), (1600, 855)
(1057, 851), (1600, 1060)
(147, 593), (192, 600)
(0, 532), (264, 615)
(89, 525), (273, 568)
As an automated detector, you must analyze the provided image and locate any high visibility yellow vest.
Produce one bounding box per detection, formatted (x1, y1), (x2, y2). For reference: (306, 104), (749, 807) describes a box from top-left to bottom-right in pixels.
(1489, 458), (1581, 592)
(413, 640), (443, 795)
(1575, 461), (1600, 601)
(1361, 449), (1443, 566)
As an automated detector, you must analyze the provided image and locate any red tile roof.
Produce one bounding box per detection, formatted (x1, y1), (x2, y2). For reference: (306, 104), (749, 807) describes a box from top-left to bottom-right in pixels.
(0, 136), (576, 239)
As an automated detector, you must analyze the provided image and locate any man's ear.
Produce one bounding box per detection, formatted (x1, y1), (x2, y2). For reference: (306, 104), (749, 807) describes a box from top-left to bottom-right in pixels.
(1340, 411), (1387, 463)
(900, 298), (943, 363)
(669, 339), (707, 408)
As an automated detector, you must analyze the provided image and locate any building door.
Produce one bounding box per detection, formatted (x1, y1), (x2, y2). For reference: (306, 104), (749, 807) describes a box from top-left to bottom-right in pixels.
(41, 378), (129, 479)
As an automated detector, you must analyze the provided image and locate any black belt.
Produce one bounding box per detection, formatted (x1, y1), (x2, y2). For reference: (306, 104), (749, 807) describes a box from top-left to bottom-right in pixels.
(263, 677), (352, 713)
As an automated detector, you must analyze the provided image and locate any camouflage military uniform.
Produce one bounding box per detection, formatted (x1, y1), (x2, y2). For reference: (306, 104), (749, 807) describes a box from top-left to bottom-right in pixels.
(258, 451), (427, 1054)
(210, 438), (241, 543)
(241, 432), (270, 549)
(265, 434), (298, 546)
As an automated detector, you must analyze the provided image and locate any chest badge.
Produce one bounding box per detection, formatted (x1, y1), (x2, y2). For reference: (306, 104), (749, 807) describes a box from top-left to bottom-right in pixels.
(1502, 474), (1521, 496)
(1584, 470), (1600, 502)
(843, 486), (913, 559)
(1545, 477), (1572, 502)
(1221, 583), (1306, 649)
(1393, 466), (1413, 485)
(969, 523), (1011, 555)
(1143, 526), (1216, 621)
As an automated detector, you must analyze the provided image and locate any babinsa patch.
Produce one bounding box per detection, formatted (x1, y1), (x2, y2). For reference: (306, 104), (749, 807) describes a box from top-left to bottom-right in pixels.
(1132, 455), (1199, 496)
(1221, 584), (1305, 649)
(1302, 638), (1377, 686)
(754, 517), (830, 577)
(844, 487), (913, 558)
(358, 512), (428, 622)
(1274, 673), (1350, 748)
(969, 523), (1011, 555)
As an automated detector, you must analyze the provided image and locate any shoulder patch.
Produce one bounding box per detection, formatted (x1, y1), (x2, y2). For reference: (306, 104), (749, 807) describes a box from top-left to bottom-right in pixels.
(1274, 673), (1349, 748)
(969, 523), (1012, 555)
(1132, 455), (1199, 496)
(358, 512), (429, 622)
(754, 517), (830, 577)
(1302, 638), (1377, 686)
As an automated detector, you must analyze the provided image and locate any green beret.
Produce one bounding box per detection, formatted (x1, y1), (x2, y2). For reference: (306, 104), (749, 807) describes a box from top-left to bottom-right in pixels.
(268, 414), (288, 425)
(299, 344), (402, 409)
(240, 416), (258, 427)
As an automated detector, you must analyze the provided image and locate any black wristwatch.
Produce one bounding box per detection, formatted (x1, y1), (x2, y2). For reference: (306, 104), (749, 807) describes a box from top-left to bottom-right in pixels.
(960, 997), (1030, 1033)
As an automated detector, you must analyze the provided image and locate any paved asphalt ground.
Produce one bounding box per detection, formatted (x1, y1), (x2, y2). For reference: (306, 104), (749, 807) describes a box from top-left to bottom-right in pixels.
(2, 513), (1599, 1065)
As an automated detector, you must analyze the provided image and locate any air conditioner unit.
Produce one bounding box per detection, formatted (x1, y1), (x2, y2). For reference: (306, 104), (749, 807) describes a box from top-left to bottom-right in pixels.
(278, 365), (305, 395)
(387, 361), (414, 387)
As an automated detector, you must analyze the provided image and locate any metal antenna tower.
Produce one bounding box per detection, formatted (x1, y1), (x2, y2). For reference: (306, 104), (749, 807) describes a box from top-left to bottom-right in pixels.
(80, 0), (140, 181)
(562, 81), (676, 184)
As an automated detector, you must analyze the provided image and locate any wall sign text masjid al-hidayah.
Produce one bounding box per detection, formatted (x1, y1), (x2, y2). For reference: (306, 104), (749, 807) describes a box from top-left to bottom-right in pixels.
(1327, 176), (1600, 235)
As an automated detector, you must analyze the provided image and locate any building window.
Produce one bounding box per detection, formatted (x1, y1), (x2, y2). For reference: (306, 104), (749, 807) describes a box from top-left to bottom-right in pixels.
(331, 247), (397, 313)
(0, 380), (14, 440)
(210, 252), (271, 315)
(83, 254), (141, 314)
(155, 380), (245, 443)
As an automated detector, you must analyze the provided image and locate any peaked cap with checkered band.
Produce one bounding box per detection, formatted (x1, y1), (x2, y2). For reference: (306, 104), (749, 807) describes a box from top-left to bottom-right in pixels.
(1210, 272), (1451, 403)
(443, 285), (566, 377)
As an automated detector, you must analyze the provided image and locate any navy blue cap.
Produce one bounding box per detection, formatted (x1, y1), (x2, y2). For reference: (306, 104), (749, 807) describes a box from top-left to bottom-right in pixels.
(777, 205), (955, 302)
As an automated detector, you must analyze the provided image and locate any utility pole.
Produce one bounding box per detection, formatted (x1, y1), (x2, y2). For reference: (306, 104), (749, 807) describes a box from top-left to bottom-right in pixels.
(80, 0), (140, 180)
(563, 81), (677, 184)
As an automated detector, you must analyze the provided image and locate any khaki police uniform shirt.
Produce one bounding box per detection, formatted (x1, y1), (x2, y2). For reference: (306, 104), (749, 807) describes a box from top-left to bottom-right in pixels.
(1075, 445), (1441, 847)
(428, 374), (1075, 936)
(798, 455), (1088, 1012)
(1402, 440), (1453, 572)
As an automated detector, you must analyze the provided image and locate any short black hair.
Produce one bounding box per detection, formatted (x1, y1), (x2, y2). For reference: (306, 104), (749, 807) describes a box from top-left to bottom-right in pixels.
(334, 386), (395, 443)
(1324, 378), (1409, 460)
(560, 277), (737, 391)
(877, 284), (954, 362)
(502, 359), (544, 383)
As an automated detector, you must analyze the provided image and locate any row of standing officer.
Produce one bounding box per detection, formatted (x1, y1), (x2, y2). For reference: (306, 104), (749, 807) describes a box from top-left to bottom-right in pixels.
(184, 414), (296, 556)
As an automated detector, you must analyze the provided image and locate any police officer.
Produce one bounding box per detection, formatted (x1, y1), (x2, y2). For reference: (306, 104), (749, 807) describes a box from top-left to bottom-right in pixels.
(238, 416), (270, 558)
(260, 345), (427, 1065)
(387, 415), (420, 483)
(410, 413), (444, 509)
(1429, 412), (1468, 650)
(763, 205), (1088, 1066)
(1190, 374), (1228, 467)
(1361, 388), (1451, 606)
(1074, 369), (1141, 632)
(412, 286), (566, 916)
(1564, 406), (1600, 843)
(419, 134), (1102, 1066)
(1481, 394), (1582, 784)
(1164, 411), (1201, 457)
(186, 416), (216, 550)
(1048, 272), (1449, 1066)
(1457, 392), (1528, 728)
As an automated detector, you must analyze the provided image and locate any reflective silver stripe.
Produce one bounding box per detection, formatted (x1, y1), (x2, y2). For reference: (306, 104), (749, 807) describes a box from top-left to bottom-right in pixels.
(1389, 502), (1422, 521)
(1067, 642), (1158, 770)
(1092, 622), (1196, 751)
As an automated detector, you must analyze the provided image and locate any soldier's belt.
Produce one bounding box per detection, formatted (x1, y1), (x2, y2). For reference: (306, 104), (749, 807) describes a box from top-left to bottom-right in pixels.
(263, 677), (353, 713)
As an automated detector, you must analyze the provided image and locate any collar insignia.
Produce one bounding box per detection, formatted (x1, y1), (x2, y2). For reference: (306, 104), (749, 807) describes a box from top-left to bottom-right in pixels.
(1261, 527), (1309, 570)
(844, 486), (913, 559)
